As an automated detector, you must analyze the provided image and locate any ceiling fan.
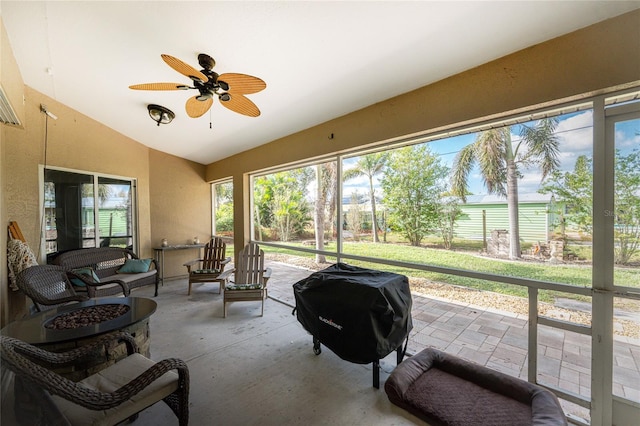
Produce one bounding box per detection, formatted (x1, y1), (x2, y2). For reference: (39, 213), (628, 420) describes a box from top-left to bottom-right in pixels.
(129, 53), (266, 118)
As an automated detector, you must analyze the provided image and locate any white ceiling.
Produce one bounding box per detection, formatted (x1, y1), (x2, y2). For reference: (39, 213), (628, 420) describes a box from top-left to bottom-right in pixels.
(2, 1), (639, 165)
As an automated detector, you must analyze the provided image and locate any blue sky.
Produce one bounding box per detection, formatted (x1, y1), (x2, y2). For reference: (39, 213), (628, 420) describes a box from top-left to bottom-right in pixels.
(342, 109), (640, 199)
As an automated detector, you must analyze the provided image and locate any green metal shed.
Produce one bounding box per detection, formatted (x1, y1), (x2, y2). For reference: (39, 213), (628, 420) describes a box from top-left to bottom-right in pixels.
(454, 193), (558, 244)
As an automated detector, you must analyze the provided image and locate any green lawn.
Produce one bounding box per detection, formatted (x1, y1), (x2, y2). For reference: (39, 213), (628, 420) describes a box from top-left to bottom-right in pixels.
(262, 240), (640, 303)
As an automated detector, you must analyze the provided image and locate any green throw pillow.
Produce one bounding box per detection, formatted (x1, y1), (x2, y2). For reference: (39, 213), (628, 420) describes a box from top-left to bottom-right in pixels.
(117, 258), (152, 273)
(193, 268), (220, 274)
(70, 267), (100, 287)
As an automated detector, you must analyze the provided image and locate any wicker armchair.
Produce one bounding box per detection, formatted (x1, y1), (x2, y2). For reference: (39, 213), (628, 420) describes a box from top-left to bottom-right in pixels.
(1, 332), (190, 426)
(15, 265), (128, 313)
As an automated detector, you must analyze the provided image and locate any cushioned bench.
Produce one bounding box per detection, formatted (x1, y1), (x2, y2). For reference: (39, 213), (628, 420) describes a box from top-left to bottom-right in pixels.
(385, 348), (567, 426)
(51, 247), (159, 297)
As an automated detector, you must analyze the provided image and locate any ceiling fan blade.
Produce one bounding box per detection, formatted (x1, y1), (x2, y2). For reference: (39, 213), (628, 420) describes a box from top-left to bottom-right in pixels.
(161, 54), (209, 83)
(218, 73), (266, 94)
(220, 93), (261, 117)
(129, 82), (190, 91)
(186, 95), (213, 118)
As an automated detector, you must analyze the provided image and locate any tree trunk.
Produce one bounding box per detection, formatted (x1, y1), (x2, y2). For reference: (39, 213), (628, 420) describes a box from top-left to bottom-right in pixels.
(506, 158), (521, 259)
(327, 163), (338, 239)
(315, 165), (326, 263)
(254, 204), (263, 241)
(368, 176), (379, 242)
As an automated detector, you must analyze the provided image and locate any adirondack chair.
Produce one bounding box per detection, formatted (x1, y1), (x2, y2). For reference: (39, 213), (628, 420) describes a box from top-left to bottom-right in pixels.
(183, 237), (231, 295)
(223, 242), (271, 317)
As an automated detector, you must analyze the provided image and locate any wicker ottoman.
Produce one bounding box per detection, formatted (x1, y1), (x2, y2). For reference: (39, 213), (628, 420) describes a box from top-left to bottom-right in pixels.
(384, 348), (567, 426)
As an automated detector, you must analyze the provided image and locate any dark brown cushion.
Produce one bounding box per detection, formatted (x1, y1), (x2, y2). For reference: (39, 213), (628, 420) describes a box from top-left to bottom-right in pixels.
(385, 348), (567, 426)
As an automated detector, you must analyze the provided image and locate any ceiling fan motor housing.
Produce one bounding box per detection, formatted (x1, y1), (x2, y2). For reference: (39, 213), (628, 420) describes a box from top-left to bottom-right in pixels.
(195, 70), (225, 101)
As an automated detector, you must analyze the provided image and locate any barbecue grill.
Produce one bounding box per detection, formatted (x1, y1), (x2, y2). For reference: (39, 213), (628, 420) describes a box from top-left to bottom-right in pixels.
(293, 263), (413, 388)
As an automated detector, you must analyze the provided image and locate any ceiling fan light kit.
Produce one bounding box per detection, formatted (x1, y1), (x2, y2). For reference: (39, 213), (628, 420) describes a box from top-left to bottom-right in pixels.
(147, 104), (175, 126)
(130, 53), (266, 120)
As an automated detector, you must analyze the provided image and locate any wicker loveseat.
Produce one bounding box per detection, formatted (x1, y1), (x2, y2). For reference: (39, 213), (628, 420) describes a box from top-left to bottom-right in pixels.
(51, 247), (159, 297)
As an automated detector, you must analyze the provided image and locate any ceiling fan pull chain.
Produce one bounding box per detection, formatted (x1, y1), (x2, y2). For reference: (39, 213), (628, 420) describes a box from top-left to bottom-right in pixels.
(210, 109), (213, 129)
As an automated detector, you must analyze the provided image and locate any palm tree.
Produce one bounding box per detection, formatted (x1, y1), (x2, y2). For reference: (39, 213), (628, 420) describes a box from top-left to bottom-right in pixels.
(451, 118), (560, 259)
(314, 162), (336, 263)
(343, 152), (389, 243)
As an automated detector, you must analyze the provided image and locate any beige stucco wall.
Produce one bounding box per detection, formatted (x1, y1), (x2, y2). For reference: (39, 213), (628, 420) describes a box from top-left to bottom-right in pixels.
(149, 149), (211, 279)
(1, 18), (26, 326)
(205, 9), (640, 255)
(1, 87), (155, 322)
(1, 86), (211, 324)
(4, 86), (153, 251)
(1, 18), (211, 324)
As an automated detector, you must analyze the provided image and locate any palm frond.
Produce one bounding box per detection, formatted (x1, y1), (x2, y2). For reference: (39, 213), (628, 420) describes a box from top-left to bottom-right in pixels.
(476, 129), (507, 196)
(520, 117), (560, 180)
(450, 144), (476, 202)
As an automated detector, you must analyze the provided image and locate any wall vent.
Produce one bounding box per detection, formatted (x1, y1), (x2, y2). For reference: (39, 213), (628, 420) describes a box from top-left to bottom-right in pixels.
(0, 85), (22, 126)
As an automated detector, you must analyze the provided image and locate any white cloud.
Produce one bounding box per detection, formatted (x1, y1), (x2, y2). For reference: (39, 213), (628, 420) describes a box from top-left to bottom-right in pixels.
(519, 170), (545, 194)
(556, 110), (593, 154)
(615, 128), (640, 150)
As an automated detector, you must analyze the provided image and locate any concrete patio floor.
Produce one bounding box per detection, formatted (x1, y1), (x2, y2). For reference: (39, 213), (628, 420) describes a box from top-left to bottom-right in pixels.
(266, 260), (640, 422)
(3, 259), (638, 425)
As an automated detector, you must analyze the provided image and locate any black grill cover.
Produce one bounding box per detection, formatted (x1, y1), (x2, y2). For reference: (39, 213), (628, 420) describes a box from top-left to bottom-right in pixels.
(293, 263), (413, 364)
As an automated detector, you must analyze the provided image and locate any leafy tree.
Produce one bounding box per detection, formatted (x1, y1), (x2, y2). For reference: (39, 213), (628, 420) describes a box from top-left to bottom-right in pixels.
(346, 191), (364, 240)
(437, 196), (462, 250)
(343, 152), (389, 242)
(540, 149), (640, 265)
(614, 149), (640, 264)
(214, 182), (234, 234)
(381, 145), (448, 246)
(253, 170), (312, 242)
(253, 176), (272, 240)
(214, 181), (233, 205)
(451, 118), (560, 259)
(81, 182), (112, 205)
(540, 155), (593, 234)
(215, 203), (234, 233)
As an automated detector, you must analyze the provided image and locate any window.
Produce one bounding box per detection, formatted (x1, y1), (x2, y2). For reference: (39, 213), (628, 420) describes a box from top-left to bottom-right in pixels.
(212, 179), (234, 240)
(43, 168), (136, 260)
(249, 90), (640, 423)
(251, 160), (338, 263)
(250, 107), (599, 292)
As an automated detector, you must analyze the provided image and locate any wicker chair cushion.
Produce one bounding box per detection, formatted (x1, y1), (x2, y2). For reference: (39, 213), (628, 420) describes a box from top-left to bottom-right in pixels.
(51, 353), (179, 426)
(71, 272), (154, 296)
(192, 268), (220, 274)
(226, 283), (263, 291)
(102, 271), (156, 284)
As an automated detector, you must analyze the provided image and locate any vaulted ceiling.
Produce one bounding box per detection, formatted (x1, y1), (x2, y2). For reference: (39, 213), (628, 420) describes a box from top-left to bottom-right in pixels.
(2, 1), (638, 165)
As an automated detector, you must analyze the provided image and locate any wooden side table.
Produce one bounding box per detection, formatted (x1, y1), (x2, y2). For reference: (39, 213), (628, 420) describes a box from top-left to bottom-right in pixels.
(153, 244), (205, 284)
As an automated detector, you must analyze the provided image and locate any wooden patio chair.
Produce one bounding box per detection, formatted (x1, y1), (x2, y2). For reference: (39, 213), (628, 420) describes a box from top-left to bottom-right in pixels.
(1, 332), (189, 426)
(223, 242), (271, 318)
(183, 237), (231, 295)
